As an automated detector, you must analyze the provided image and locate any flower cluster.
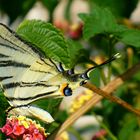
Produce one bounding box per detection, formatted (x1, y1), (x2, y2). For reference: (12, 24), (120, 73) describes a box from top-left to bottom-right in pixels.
(92, 129), (107, 140)
(69, 89), (93, 114)
(54, 20), (83, 39)
(0, 115), (48, 140)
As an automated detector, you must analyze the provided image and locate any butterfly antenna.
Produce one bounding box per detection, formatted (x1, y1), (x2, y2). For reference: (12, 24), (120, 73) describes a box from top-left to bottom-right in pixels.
(80, 53), (121, 80)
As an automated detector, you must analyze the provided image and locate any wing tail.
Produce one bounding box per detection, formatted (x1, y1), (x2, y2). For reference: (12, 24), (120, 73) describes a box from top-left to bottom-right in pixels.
(8, 105), (54, 123)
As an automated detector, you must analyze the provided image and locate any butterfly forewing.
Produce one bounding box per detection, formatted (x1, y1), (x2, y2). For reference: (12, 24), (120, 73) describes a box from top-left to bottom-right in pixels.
(0, 25), (38, 96)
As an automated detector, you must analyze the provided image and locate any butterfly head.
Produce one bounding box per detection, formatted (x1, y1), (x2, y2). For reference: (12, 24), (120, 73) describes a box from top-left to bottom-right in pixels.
(59, 74), (82, 96)
(58, 70), (83, 97)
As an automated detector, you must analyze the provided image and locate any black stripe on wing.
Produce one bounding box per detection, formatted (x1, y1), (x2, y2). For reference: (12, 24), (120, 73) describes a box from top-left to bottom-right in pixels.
(0, 42), (25, 53)
(30, 69), (53, 74)
(0, 53), (9, 58)
(0, 23), (45, 58)
(0, 60), (30, 67)
(6, 90), (58, 101)
(6, 105), (27, 113)
(0, 76), (13, 81)
(3, 81), (53, 89)
(40, 58), (54, 67)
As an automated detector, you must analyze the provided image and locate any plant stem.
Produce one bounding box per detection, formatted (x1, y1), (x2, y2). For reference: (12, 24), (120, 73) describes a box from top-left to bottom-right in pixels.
(107, 36), (113, 83)
(48, 11), (54, 23)
(127, 47), (133, 69)
(100, 68), (107, 85)
(64, 0), (73, 22)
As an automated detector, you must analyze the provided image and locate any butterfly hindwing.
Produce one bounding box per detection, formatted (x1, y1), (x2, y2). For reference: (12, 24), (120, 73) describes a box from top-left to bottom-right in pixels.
(8, 105), (54, 123)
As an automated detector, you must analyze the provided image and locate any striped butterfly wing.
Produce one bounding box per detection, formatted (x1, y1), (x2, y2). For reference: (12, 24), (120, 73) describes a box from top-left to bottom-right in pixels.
(0, 24), (39, 97)
(0, 23), (61, 122)
(8, 58), (61, 106)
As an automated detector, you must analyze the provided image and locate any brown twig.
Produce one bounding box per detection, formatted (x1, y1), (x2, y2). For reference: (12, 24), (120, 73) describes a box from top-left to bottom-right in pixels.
(53, 62), (140, 139)
(83, 83), (140, 116)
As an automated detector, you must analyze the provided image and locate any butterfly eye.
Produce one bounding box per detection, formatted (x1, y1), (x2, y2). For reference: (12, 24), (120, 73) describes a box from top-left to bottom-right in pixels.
(63, 87), (72, 96)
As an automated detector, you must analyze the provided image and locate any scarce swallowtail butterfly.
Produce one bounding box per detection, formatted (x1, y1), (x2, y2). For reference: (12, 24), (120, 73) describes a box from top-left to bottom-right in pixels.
(0, 23), (119, 123)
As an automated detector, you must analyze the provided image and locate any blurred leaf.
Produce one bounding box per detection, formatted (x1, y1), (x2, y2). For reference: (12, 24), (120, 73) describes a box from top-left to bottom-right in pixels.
(79, 6), (117, 39)
(118, 117), (138, 140)
(89, 68), (100, 87)
(79, 6), (140, 48)
(115, 27), (140, 48)
(41, 0), (59, 13)
(54, 110), (68, 122)
(0, 92), (9, 125)
(67, 39), (87, 68)
(33, 98), (62, 116)
(0, 92), (9, 139)
(45, 111), (68, 134)
(17, 20), (70, 67)
(89, 0), (138, 18)
(47, 121), (60, 133)
(133, 71), (140, 82)
(0, 0), (36, 24)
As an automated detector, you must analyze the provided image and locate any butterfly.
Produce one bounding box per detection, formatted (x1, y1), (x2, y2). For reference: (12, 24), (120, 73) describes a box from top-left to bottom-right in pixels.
(0, 23), (119, 123)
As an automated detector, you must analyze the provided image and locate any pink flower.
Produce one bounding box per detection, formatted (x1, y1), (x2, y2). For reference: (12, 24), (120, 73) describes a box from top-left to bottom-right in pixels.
(0, 123), (13, 135)
(13, 123), (25, 136)
(32, 129), (45, 140)
(28, 124), (36, 134)
(23, 134), (33, 140)
(92, 129), (107, 140)
(0, 116), (48, 140)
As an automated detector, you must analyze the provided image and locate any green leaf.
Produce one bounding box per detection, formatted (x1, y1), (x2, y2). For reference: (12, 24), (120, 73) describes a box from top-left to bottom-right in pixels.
(115, 27), (140, 48)
(67, 39), (85, 68)
(89, 0), (138, 18)
(79, 6), (117, 39)
(17, 20), (70, 67)
(79, 5), (140, 48)
(34, 98), (62, 116)
(118, 117), (138, 140)
(0, 92), (9, 139)
(89, 68), (100, 87)
(133, 71), (140, 82)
